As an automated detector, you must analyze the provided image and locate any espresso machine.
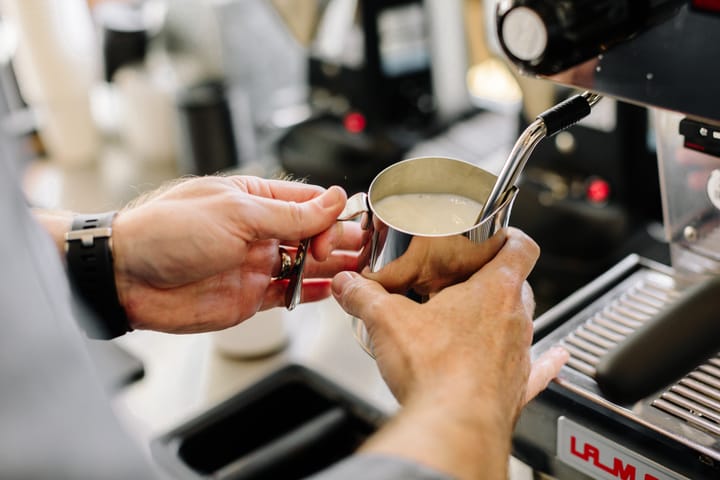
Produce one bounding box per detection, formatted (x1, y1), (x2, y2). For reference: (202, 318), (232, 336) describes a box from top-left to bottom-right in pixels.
(493, 1), (720, 478)
(277, 0), (470, 193)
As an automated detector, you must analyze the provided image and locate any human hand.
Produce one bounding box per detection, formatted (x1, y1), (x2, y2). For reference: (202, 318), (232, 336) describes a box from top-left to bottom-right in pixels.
(362, 229), (507, 296)
(333, 227), (566, 421)
(112, 176), (363, 333)
(331, 227), (568, 479)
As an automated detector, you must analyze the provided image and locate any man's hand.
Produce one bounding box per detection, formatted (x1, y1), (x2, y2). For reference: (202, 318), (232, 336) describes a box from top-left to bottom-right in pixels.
(112, 176), (363, 333)
(331, 227), (568, 480)
(362, 229), (507, 296)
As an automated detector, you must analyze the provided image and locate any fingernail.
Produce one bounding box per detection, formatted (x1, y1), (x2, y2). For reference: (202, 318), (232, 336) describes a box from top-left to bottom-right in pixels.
(332, 271), (358, 296)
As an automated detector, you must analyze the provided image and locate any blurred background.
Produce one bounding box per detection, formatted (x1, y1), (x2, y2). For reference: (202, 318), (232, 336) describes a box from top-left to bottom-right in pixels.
(2, 0), (665, 314)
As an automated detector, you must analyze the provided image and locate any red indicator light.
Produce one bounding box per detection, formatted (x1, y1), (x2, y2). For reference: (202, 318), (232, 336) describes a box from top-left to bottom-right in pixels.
(685, 141), (707, 152)
(693, 0), (720, 12)
(586, 178), (611, 204)
(343, 112), (366, 133)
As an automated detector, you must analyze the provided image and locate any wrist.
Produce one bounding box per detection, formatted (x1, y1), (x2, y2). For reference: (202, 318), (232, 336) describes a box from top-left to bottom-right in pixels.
(409, 372), (518, 431)
(362, 393), (513, 480)
(408, 385), (515, 442)
(110, 209), (132, 324)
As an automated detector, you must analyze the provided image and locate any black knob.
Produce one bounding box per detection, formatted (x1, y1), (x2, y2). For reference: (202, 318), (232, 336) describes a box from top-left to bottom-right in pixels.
(496, 0), (685, 75)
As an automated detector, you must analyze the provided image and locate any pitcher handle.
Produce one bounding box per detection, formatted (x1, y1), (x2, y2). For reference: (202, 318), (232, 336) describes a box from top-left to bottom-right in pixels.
(337, 192), (371, 229)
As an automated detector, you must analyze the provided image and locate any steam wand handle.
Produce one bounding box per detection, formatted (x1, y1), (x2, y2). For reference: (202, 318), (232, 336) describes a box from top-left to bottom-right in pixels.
(476, 91), (602, 224)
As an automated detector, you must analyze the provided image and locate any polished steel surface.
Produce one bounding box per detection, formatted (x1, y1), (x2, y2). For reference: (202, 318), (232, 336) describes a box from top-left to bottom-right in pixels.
(478, 118), (545, 223)
(342, 156), (518, 356)
(653, 109), (720, 278)
(352, 156), (518, 278)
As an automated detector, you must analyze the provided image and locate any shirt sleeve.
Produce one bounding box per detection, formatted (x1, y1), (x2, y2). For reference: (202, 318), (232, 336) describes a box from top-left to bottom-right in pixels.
(307, 453), (456, 480)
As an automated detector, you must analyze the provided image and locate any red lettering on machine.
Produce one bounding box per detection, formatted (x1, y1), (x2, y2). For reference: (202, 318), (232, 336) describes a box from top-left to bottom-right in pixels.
(570, 436), (659, 480)
(557, 418), (685, 480)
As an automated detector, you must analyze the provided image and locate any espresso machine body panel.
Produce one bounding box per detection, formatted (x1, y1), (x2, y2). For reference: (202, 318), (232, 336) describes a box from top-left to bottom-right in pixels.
(497, 2), (720, 123)
(655, 110), (720, 276)
(494, 1), (720, 478)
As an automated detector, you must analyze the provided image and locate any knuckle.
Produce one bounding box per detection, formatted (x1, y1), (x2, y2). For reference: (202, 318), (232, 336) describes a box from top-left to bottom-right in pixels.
(286, 201), (305, 233)
(494, 265), (524, 290)
(508, 228), (540, 258)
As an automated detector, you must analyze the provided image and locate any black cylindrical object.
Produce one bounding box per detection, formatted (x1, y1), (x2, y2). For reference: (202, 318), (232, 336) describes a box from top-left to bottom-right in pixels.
(596, 276), (720, 404)
(95, 2), (148, 82)
(176, 82), (239, 175)
(496, 0), (685, 75)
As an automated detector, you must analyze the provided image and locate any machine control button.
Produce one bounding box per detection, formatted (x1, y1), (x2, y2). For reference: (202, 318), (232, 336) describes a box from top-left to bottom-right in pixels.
(679, 118), (720, 158)
(501, 7), (548, 62)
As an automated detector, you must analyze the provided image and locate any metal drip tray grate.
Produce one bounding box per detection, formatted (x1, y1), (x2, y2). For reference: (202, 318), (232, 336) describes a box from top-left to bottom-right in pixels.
(559, 270), (720, 437)
(532, 257), (720, 461)
(561, 271), (681, 379)
(652, 356), (720, 437)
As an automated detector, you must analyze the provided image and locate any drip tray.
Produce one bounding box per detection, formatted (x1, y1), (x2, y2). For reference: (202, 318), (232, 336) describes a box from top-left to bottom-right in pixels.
(514, 255), (720, 478)
(151, 364), (386, 480)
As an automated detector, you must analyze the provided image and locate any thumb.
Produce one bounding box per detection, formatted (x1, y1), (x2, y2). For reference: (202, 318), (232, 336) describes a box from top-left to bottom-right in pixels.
(332, 272), (399, 330)
(249, 185), (347, 241)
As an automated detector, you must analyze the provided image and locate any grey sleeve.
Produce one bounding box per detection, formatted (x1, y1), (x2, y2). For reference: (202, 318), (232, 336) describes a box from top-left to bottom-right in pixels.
(0, 148), (161, 479)
(308, 454), (456, 480)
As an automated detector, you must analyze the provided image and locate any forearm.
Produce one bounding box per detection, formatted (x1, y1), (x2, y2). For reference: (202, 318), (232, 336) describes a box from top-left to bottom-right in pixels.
(361, 394), (513, 480)
(32, 209), (74, 258)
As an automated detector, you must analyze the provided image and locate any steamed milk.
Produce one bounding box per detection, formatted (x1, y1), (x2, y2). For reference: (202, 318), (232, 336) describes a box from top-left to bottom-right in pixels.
(373, 193), (483, 235)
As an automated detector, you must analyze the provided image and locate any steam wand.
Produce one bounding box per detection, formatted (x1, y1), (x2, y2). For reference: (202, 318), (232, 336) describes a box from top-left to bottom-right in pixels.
(476, 91), (603, 224)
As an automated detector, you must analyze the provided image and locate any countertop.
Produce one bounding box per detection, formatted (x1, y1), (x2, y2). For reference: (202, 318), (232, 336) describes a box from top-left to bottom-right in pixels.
(113, 300), (398, 442)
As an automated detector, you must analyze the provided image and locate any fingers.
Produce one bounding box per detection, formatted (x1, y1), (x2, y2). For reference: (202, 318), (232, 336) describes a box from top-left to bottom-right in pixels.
(270, 245), (360, 279)
(442, 228), (538, 308)
(524, 346), (569, 404)
(310, 221), (366, 261)
(304, 251), (360, 278)
(261, 279), (333, 309)
(241, 185), (348, 242)
(362, 259), (417, 294)
(521, 281), (536, 318)
(487, 228), (540, 277)
(331, 271), (409, 332)
(230, 176), (328, 202)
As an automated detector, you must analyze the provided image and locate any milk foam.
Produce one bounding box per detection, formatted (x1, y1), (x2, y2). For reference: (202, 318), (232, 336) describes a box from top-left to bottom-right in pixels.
(373, 193), (483, 234)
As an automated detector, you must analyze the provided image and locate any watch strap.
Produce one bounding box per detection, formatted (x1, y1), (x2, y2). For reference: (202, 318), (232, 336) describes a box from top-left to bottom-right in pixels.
(66, 212), (132, 339)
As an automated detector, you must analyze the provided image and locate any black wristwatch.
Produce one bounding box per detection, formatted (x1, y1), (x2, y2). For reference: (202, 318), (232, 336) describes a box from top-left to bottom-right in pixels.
(65, 211), (132, 339)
